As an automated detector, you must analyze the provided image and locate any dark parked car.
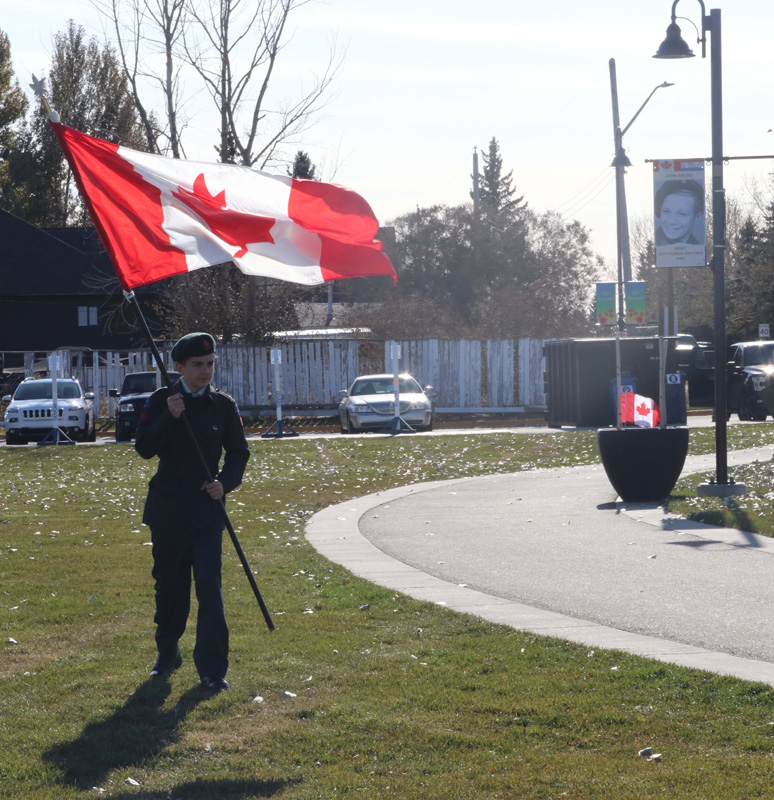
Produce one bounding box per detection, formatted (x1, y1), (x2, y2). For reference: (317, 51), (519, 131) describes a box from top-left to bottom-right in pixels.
(110, 371), (158, 441)
(726, 341), (774, 421)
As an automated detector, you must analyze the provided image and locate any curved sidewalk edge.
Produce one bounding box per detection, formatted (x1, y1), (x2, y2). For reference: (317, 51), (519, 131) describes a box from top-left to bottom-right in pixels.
(306, 474), (774, 688)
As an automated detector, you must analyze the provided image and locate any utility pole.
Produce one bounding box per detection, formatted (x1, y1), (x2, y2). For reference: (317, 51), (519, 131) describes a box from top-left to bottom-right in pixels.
(472, 147), (480, 221)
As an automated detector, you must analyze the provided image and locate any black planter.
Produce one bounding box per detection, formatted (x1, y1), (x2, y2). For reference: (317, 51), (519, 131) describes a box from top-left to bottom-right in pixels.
(597, 426), (690, 502)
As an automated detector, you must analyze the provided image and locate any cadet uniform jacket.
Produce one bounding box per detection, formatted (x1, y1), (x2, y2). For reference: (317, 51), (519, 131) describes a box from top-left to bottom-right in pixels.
(135, 379), (250, 532)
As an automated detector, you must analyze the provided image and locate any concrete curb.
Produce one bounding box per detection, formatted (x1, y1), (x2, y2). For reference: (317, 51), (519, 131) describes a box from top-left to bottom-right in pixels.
(306, 457), (774, 687)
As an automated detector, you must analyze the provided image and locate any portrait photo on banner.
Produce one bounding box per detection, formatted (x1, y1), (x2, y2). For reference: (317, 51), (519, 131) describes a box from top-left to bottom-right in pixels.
(652, 158), (707, 268)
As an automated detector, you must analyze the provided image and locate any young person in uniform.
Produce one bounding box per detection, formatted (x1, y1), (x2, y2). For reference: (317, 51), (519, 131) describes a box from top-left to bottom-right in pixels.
(135, 332), (250, 692)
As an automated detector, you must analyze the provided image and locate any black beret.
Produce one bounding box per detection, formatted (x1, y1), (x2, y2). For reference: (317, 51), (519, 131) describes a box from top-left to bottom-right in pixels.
(171, 332), (217, 363)
(654, 179), (704, 216)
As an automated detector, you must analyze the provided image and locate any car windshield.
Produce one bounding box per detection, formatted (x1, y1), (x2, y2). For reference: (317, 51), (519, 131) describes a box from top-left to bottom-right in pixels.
(14, 381), (81, 400)
(122, 374), (157, 394)
(351, 377), (422, 396)
(743, 344), (774, 366)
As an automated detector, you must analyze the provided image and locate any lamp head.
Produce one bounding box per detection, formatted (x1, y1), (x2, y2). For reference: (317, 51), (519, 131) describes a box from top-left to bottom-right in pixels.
(611, 149), (633, 168)
(653, 21), (695, 58)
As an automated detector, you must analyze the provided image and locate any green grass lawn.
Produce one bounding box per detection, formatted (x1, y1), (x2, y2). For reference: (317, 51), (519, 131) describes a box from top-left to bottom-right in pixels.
(3, 428), (774, 799)
(669, 424), (774, 537)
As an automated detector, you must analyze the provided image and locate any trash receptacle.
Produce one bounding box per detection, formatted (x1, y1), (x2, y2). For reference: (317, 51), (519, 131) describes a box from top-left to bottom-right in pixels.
(610, 376), (637, 416)
(664, 372), (687, 425)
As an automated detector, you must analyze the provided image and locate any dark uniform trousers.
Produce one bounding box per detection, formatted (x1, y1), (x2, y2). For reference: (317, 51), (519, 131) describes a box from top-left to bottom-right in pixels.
(151, 523), (227, 679)
(136, 382), (249, 680)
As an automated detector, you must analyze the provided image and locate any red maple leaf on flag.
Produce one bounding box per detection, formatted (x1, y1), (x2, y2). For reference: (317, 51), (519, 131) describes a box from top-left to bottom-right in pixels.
(172, 174), (275, 257)
(636, 402), (652, 417)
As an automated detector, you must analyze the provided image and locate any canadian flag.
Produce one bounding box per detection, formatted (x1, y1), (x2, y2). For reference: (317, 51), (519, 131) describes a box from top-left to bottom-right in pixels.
(621, 392), (661, 427)
(50, 121), (396, 290)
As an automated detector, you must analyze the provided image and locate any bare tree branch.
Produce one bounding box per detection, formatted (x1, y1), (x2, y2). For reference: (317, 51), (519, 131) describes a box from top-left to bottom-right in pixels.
(92, 0), (189, 156)
(182, 0), (342, 165)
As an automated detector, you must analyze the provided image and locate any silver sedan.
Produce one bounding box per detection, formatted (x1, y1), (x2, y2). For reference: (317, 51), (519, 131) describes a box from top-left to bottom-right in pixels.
(338, 373), (435, 433)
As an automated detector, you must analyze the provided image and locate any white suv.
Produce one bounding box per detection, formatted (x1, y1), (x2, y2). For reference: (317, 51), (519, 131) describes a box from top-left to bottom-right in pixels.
(3, 378), (96, 445)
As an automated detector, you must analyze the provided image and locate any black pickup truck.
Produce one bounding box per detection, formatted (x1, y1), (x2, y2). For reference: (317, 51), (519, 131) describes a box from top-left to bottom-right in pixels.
(110, 371), (158, 441)
(726, 341), (774, 421)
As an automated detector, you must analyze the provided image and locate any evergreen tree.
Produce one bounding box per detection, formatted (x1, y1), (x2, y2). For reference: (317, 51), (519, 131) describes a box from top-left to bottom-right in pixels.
(468, 137), (530, 303)
(476, 137), (526, 217)
(0, 30), (30, 213)
(33, 21), (146, 225)
(6, 21), (146, 227)
(290, 150), (317, 180)
(726, 208), (774, 341)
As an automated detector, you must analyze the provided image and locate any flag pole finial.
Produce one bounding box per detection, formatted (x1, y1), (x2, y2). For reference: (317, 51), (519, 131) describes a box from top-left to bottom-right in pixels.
(30, 74), (60, 123)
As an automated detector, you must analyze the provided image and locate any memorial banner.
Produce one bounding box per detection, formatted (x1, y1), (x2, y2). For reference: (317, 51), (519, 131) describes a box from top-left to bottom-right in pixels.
(653, 159), (706, 268)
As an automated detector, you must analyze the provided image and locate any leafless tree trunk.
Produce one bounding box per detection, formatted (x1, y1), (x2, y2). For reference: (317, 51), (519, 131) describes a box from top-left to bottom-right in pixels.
(183, 0), (342, 166)
(93, 0), (341, 165)
(93, 0), (188, 156)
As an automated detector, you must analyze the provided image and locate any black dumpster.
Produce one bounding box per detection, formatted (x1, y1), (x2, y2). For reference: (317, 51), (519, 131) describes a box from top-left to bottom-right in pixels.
(544, 336), (682, 428)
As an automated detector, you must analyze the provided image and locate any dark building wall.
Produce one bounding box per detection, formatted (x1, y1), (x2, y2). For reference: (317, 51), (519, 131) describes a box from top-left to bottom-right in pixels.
(0, 209), (165, 352)
(0, 298), (151, 351)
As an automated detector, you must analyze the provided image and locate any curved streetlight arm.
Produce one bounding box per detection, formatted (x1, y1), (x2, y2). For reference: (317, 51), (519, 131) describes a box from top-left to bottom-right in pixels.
(670, 0), (709, 57)
(620, 82), (675, 138)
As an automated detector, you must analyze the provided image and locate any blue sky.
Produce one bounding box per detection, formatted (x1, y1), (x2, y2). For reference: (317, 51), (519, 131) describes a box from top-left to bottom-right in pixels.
(4, 0), (774, 269)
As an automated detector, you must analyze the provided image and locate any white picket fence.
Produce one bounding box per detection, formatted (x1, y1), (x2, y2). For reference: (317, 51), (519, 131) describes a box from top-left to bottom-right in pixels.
(19, 338), (547, 416)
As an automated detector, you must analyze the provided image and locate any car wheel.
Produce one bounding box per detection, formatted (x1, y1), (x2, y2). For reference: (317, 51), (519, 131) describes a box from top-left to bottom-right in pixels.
(737, 394), (750, 421)
(87, 418), (97, 442)
(738, 392), (763, 421)
(115, 428), (130, 443)
(346, 412), (356, 434)
(5, 433), (24, 446)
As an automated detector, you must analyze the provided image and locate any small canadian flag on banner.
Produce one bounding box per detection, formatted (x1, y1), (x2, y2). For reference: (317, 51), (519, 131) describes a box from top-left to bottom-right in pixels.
(621, 392), (661, 427)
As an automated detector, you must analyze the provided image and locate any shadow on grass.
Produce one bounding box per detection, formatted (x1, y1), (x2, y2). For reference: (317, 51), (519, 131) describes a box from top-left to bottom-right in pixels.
(687, 504), (758, 535)
(92, 777), (295, 799)
(42, 679), (279, 793)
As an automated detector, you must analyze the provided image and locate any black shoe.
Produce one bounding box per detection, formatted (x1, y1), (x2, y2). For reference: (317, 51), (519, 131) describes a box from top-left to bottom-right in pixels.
(150, 648), (182, 678)
(201, 676), (229, 692)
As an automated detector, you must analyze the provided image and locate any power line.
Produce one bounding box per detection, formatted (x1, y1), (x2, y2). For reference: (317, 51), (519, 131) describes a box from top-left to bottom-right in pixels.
(559, 172), (616, 221)
(552, 166), (612, 214)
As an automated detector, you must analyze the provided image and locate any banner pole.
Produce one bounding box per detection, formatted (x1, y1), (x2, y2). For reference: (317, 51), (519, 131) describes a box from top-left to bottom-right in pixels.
(261, 346), (298, 438)
(123, 290), (275, 632)
(382, 341), (414, 435)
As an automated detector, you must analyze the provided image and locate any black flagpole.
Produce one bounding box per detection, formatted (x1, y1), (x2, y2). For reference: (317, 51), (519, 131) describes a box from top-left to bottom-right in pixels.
(124, 289), (275, 632)
(29, 79), (274, 631)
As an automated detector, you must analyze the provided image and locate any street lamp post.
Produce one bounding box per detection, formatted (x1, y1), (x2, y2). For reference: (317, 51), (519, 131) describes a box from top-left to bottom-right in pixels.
(653, 0), (742, 496)
(609, 58), (673, 330)
(609, 61), (672, 430)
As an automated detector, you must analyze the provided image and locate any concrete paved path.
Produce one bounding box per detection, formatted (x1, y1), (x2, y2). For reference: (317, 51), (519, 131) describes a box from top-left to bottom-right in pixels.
(306, 443), (774, 686)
